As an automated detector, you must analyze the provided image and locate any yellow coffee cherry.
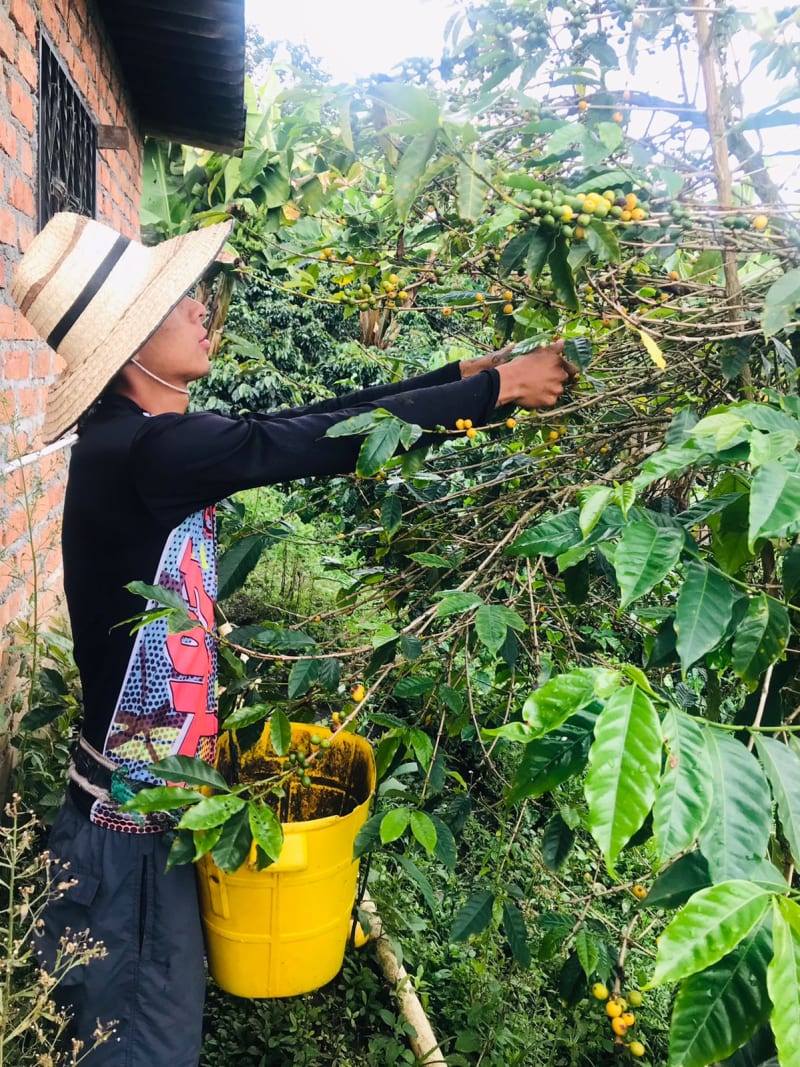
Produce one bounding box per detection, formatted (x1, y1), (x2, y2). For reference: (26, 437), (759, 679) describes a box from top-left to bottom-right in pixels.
(611, 1017), (628, 1037)
(591, 982), (609, 1001)
(503, 303), (514, 314)
(606, 1000), (623, 1018)
(753, 214), (768, 230)
(442, 307), (453, 316)
(503, 290), (514, 301)
(351, 684), (366, 702)
(629, 1041), (646, 1057)
(462, 419), (473, 429)
(621, 1012), (636, 1028)
(505, 417), (517, 429)
(466, 427), (478, 439)
(632, 884), (648, 900)
(455, 418), (466, 430)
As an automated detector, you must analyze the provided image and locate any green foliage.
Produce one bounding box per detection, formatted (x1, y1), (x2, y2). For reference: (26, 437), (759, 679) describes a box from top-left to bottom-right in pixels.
(11, 1), (799, 1063)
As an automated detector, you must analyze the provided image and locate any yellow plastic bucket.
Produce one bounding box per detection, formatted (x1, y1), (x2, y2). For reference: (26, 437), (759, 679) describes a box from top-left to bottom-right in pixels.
(196, 721), (375, 998)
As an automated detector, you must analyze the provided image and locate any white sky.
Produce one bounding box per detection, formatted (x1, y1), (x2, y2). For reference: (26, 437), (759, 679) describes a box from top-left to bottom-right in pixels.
(245, 0), (455, 81)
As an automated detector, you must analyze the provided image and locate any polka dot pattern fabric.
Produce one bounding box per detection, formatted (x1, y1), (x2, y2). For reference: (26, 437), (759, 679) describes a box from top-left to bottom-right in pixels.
(93, 506), (219, 832)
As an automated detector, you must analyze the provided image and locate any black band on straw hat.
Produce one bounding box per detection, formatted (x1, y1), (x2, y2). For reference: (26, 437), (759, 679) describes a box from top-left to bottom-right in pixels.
(47, 234), (131, 350)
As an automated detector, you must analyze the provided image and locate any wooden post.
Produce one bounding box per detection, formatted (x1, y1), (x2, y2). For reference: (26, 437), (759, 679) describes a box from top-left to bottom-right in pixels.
(359, 894), (448, 1065)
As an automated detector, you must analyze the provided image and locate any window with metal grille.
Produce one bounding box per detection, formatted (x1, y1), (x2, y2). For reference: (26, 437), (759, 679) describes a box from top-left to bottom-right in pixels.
(38, 36), (97, 230)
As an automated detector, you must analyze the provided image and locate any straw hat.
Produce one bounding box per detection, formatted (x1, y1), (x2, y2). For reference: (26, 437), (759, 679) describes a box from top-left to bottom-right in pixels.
(10, 212), (234, 443)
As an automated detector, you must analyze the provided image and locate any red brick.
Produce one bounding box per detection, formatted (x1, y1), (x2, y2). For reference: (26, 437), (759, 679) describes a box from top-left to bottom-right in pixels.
(8, 0), (36, 48)
(34, 348), (54, 377)
(14, 388), (36, 419)
(9, 178), (34, 218)
(0, 388), (15, 419)
(8, 79), (34, 134)
(18, 219), (34, 252)
(17, 42), (37, 89)
(80, 36), (96, 81)
(0, 587), (24, 630)
(0, 116), (17, 159)
(0, 505), (29, 551)
(3, 350), (29, 379)
(19, 141), (32, 178)
(60, 40), (75, 77)
(39, 0), (59, 41)
(0, 210), (15, 248)
(0, 304), (15, 338)
(16, 309), (39, 340)
(67, 8), (82, 44)
(0, 16), (16, 62)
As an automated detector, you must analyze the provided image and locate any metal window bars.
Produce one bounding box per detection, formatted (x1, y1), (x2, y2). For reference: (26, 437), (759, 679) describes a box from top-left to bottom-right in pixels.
(38, 36), (97, 231)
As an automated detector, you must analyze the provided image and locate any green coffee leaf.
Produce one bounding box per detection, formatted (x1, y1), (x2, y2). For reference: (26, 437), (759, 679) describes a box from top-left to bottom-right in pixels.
(221, 703), (271, 731)
(287, 657), (319, 699)
(217, 534), (268, 601)
(667, 921), (772, 1067)
(749, 462), (800, 547)
(121, 785), (202, 814)
(475, 604), (525, 653)
(149, 755), (229, 792)
(650, 880), (772, 987)
(653, 708), (713, 865)
(674, 561), (735, 673)
(436, 591), (483, 616)
(731, 594), (790, 688)
(179, 794), (246, 831)
(450, 890), (495, 942)
(613, 521), (684, 610)
(410, 810), (438, 854)
(210, 805), (253, 873)
(575, 926), (601, 980)
(269, 708), (292, 756)
(380, 806), (411, 844)
(699, 730), (771, 882)
(357, 419), (403, 477)
(756, 735), (800, 869)
(585, 686), (662, 873)
(248, 802), (283, 863)
(577, 486), (612, 537)
(381, 495), (402, 537)
(644, 852), (711, 910)
(502, 901), (531, 967)
(541, 812), (576, 871)
(768, 897), (800, 1067)
(507, 725), (593, 804)
(521, 667), (619, 738)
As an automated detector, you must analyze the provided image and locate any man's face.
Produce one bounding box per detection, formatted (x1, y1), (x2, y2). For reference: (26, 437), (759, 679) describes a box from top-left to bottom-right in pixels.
(133, 295), (211, 386)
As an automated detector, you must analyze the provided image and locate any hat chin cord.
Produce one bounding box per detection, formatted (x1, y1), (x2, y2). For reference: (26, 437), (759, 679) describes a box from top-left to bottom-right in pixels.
(130, 358), (190, 396)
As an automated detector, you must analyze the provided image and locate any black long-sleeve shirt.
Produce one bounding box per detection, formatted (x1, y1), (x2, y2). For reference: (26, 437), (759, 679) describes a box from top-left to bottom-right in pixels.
(62, 362), (500, 829)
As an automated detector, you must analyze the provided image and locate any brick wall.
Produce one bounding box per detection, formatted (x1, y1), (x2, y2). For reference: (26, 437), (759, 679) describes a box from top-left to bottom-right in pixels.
(0, 0), (142, 670)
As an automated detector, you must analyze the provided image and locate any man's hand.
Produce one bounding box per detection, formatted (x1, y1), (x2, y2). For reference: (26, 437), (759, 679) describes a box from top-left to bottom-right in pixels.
(495, 340), (575, 408)
(461, 340), (576, 409)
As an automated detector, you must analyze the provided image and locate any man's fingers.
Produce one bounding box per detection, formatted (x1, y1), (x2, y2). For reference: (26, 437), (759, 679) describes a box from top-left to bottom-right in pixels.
(561, 358), (579, 380)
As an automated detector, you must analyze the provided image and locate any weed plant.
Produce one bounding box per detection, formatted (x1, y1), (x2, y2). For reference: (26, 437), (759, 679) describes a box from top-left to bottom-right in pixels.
(0, 796), (112, 1065)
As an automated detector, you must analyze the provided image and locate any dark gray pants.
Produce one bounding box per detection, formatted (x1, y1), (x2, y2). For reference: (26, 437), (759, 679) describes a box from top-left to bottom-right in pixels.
(36, 796), (206, 1066)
